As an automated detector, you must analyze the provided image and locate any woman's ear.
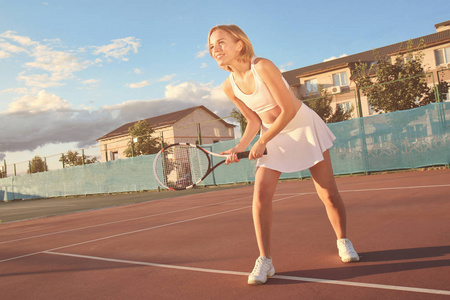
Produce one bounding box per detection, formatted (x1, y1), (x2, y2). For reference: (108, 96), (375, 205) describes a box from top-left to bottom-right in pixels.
(237, 40), (243, 51)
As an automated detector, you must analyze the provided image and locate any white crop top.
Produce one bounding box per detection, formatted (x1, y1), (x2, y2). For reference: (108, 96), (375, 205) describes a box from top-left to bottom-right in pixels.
(229, 57), (290, 114)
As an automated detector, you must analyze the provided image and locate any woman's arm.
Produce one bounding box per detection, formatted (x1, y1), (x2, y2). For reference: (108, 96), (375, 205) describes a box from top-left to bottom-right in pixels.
(250, 59), (297, 157)
(222, 77), (262, 154)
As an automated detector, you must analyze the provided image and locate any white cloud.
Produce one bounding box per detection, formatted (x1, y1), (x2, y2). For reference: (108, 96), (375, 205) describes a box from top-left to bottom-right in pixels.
(0, 90), (118, 152)
(79, 78), (100, 89)
(82, 78), (100, 85)
(133, 68), (143, 74)
(0, 82), (234, 154)
(126, 74), (176, 88)
(7, 90), (72, 114)
(200, 62), (208, 69)
(0, 40), (27, 60)
(279, 61), (294, 72)
(17, 72), (65, 88)
(164, 81), (230, 113)
(126, 80), (151, 88)
(24, 44), (89, 82)
(0, 50), (12, 59)
(0, 31), (37, 47)
(0, 41), (27, 54)
(1, 31), (89, 88)
(0, 31), (141, 89)
(323, 53), (348, 62)
(92, 37), (141, 61)
(1, 87), (30, 94)
(196, 48), (209, 58)
(157, 74), (176, 82)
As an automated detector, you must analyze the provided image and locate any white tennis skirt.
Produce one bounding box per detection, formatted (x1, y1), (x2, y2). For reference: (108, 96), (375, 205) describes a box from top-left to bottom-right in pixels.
(257, 103), (336, 173)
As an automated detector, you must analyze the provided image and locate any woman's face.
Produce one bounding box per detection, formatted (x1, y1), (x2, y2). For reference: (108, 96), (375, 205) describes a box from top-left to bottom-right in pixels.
(209, 29), (241, 69)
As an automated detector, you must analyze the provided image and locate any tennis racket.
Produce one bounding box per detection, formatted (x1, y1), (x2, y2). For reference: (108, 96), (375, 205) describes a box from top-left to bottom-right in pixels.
(153, 143), (266, 190)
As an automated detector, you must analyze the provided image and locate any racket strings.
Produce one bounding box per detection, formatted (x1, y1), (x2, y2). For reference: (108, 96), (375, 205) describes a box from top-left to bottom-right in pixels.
(156, 145), (210, 189)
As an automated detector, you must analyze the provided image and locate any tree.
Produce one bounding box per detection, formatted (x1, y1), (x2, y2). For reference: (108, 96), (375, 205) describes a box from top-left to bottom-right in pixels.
(305, 85), (353, 123)
(327, 105), (353, 123)
(353, 39), (437, 113)
(230, 108), (247, 136)
(28, 156), (47, 174)
(423, 81), (449, 104)
(123, 120), (160, 157)
(59, 150), (98, 167)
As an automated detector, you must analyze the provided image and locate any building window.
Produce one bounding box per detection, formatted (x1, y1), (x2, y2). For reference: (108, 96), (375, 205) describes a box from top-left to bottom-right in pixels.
(111, 151), (118, 161)
(228, 128), (233, 137)
(337, 102), (351, 113)
(435, 47), (450, 67)
(333, 72), (348, 87)
(403, 54), (417, 64)
(214, 128), (220, 137)
(444, 92), (450, 102)
(305, 79), (318, 94)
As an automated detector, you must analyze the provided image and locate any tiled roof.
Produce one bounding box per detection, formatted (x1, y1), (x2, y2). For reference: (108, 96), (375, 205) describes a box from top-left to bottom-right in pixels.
(282, 27), (450, 85)
(435, 20), (450, 29)
(97, 105), (233, 141)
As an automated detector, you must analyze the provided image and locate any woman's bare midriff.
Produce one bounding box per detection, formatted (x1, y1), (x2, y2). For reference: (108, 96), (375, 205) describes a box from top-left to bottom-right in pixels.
(258, 92), (302, 125)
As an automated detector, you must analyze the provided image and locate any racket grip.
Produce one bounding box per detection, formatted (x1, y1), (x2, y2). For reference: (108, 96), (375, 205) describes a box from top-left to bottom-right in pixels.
(236, 148), (267, 159)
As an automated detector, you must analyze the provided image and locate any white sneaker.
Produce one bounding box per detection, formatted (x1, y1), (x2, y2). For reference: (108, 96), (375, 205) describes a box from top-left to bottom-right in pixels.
(337, 238), (360, 263)
(247, 256), (275, 285)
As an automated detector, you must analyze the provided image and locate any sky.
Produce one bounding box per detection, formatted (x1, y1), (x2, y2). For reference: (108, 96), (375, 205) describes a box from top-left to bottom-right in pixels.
(1, 0), (449, 166)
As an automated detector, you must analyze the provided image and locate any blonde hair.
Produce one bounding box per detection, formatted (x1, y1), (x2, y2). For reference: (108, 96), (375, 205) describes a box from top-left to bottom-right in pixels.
(208, 25), (254, 66)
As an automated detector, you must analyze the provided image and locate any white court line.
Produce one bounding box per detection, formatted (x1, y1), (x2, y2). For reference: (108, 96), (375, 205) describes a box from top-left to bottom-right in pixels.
(338, 184), (450, 193)
(2, 183), (449, 262)
(0, 195), (253, 245)
(43, 251), (450, 296)
(3, 183), (448, 246)
(0, 194), (301, 263)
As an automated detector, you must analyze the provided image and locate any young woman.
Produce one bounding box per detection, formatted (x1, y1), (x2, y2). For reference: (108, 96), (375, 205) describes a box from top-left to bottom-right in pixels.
(208, 25), (359, 285)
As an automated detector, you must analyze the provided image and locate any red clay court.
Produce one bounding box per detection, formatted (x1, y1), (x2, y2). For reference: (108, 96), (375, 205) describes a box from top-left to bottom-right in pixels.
(0, 169), (449, 299)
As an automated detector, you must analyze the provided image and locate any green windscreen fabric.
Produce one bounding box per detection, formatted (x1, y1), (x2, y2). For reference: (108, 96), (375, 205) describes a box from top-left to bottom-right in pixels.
(1, 103), (448, 200)
(328, 102), (449, 174)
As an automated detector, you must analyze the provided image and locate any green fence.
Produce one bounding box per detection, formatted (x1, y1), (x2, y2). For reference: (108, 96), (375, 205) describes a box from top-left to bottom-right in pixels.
(1, 102), (449, 201)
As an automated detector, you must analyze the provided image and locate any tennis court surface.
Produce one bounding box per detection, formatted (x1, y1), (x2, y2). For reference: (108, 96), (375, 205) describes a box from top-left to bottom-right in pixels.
(1, 169), (449, 299)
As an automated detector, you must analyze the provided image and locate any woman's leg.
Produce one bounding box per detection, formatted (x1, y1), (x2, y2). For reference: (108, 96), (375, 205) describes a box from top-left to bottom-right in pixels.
(309, 150), (359, 262)
(248, 167), (280, 285)
(252, 167), (281, 258)
(309, 150), (346, 239)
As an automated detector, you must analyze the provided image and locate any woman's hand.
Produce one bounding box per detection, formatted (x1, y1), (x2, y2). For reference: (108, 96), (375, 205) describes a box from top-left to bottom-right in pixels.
(220, 148), (242, 165)
(249, 141), (266, 160)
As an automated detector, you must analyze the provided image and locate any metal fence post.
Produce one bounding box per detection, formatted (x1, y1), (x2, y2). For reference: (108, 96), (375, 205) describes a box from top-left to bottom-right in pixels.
(355, 85), (364, 118)
(197, 123), (202, 145)
(431, 72), (441, 103)
(104, 144), (108, 161)
(3, 159), (7, 177)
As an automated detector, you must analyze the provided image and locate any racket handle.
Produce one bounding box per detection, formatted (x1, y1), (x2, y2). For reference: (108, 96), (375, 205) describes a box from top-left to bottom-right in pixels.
(236, 148), (268, 159)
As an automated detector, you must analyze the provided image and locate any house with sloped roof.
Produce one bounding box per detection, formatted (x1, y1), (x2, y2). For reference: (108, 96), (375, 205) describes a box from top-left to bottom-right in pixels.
(96, 106), (235, 162)
(282, 20), (450, 118)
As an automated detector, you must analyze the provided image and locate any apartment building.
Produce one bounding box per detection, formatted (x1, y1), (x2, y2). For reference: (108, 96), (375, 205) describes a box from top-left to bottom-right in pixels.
(282, 21), (450, 118)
